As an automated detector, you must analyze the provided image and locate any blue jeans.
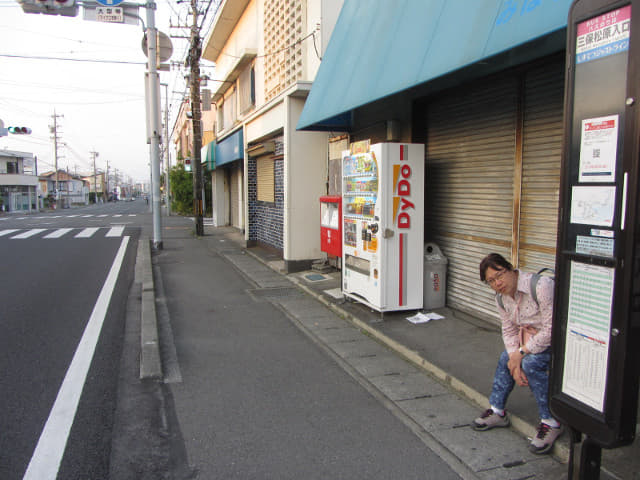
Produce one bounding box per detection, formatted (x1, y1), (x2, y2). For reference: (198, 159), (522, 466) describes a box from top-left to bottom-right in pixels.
(489, 349), (552, 420)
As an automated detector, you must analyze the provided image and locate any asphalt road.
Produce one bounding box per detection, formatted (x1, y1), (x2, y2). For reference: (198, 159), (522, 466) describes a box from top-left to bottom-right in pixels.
(0, 202), (142, 479)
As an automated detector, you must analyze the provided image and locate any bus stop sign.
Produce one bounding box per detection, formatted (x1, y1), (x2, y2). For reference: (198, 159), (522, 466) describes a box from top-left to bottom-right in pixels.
(550, 0), (640, 451)
(95, 0), (125, 7)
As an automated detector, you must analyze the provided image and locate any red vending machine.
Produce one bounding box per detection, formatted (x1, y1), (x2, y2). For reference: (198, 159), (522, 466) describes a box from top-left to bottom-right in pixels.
(320, 195), (342, 257)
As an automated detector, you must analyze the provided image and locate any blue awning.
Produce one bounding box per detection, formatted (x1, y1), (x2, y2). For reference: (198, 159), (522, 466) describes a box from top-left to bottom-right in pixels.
(201, 141), (216, 170)
(214, 129), (244, 168)
(297, 0), (572, 131)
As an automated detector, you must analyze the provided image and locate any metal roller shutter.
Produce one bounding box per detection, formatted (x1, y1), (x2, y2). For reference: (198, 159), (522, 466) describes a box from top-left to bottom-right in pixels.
(230, 164), (240, 228)
(519, 60), (564, 272)
(420, 58), (565, 324)
(256, 155), (275, 203)
(425, 76), (517, 322)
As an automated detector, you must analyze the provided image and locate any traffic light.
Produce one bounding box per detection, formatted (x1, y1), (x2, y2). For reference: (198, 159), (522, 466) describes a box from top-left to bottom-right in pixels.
(18, 0), (78, 17)
(8, 126), (32, 134)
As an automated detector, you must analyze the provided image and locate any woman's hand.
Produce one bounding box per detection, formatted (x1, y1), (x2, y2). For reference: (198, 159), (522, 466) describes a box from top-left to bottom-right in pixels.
(508, 352), (529, 386)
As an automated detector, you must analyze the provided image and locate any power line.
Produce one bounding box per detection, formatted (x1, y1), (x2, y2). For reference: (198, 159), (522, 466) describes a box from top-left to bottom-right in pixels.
(0, 53), (145, 65)
(0, 79), (144, 98)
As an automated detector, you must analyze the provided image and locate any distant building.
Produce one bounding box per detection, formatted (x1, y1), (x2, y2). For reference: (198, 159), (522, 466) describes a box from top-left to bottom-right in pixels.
(0, 150), (39, 212)
(39, 170), (89, 208)
(82, 172), (106, 202)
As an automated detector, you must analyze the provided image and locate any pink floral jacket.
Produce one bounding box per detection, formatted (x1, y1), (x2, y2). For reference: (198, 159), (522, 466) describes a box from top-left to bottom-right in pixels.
(496, 271), (554, 355)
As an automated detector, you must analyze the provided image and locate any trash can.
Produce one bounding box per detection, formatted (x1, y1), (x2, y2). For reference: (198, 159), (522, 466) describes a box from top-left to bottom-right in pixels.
(423, 242), (447, 309)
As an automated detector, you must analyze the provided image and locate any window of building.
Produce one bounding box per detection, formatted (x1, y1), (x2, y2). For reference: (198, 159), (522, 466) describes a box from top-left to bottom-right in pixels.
(223, 87), (237, 129)
(239, 66), (256, 114)
(217, 99), (224, 132)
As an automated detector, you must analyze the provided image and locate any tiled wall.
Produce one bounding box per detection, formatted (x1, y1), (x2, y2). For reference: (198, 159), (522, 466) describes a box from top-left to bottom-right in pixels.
(248, 137), (285, 250)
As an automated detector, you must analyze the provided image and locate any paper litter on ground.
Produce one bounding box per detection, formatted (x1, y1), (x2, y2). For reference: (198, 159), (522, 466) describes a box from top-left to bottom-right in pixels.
(406, 312), (445, 324)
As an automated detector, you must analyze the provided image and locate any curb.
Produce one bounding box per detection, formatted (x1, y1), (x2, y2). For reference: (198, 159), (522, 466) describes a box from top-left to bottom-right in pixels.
(137, 237), (163, 380)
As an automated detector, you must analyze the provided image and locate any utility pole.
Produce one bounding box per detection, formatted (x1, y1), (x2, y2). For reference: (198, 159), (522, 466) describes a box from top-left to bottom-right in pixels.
(90, 150), (99, 203)
(106, 160), (110, 201)
(50, 111), (63, 206)
(114, 167), (119, 200)
(188, 0), (204, 236)
(161, 82), (171, 216)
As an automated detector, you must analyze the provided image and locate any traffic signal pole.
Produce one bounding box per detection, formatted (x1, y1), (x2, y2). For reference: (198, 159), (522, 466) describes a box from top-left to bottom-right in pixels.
(145, 0), (163, 249)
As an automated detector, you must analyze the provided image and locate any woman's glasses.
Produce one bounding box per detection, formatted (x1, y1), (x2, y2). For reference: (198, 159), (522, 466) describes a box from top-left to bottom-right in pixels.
(486, 269), (506, 286)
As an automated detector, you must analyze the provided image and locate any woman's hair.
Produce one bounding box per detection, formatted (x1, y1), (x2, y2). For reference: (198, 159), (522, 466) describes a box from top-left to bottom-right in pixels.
(479, 253), (514, 282)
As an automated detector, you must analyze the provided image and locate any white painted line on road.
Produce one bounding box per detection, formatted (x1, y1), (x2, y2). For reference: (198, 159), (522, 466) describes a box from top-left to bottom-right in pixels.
(66, 215), (80, 218)
(81, 215), (94, 218)
(11, 229), (46, 239)
(128, 214), (136, 217)
(106, 226), (125, 237)
(75, 227), (100, 238)
(97, 215), (108, 217)
(113, 214), (122, 217)
(0, 229), (19, 237)
(23, 236), (130, 480)
(44, 228), (74, 239)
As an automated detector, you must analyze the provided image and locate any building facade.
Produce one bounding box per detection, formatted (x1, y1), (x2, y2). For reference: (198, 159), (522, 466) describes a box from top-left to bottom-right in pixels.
(0, 150), (39, 213)
(299, 0), (573, 324)
(201, 0), (344, 272)
(82, 172), (106, 202)
(40, 170), (89, 208)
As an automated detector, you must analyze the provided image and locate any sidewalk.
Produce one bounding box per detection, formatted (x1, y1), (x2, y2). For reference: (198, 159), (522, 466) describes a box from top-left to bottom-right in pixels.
(141, 218), (639, 480)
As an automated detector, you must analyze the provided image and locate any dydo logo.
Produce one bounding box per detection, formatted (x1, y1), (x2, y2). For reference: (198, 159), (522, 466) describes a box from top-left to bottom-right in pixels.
(392, 145), (415, 229)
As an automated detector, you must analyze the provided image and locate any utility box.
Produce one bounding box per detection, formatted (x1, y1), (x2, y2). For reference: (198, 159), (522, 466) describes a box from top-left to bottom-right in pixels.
(423, 242), (447, 309)
(320, 195), (342, 258)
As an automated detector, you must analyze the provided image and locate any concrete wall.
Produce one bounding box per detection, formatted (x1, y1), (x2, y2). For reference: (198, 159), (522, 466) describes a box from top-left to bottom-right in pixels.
(284, 95), (328, 265)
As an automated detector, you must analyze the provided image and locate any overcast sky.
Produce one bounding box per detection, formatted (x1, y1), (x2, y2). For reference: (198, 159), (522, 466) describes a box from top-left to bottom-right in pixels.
(0, 0), (212, 183)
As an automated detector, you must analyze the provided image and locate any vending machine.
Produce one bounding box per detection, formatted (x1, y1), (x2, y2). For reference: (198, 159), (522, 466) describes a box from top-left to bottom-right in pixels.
(342, 142), (424, 311)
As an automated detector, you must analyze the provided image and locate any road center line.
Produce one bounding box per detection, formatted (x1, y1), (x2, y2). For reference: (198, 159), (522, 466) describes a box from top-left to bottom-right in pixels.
(23, 236), (130, 480)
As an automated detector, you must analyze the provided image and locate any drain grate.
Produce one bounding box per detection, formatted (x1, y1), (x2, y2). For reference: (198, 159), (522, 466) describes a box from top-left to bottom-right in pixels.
(303, 273), (332, 282)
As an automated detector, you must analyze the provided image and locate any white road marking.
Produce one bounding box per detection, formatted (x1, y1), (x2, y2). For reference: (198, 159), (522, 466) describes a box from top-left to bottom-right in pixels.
(23, 236), (130, 480)
(43, 228), (74, 239)
(97, 215), (108, 217)
(0, 229), (19, 237)
(11, 229), (46, 239)
(75, 228), (100, 238)
(106, 226), (125, 237)
(113, 214), (122, 217)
